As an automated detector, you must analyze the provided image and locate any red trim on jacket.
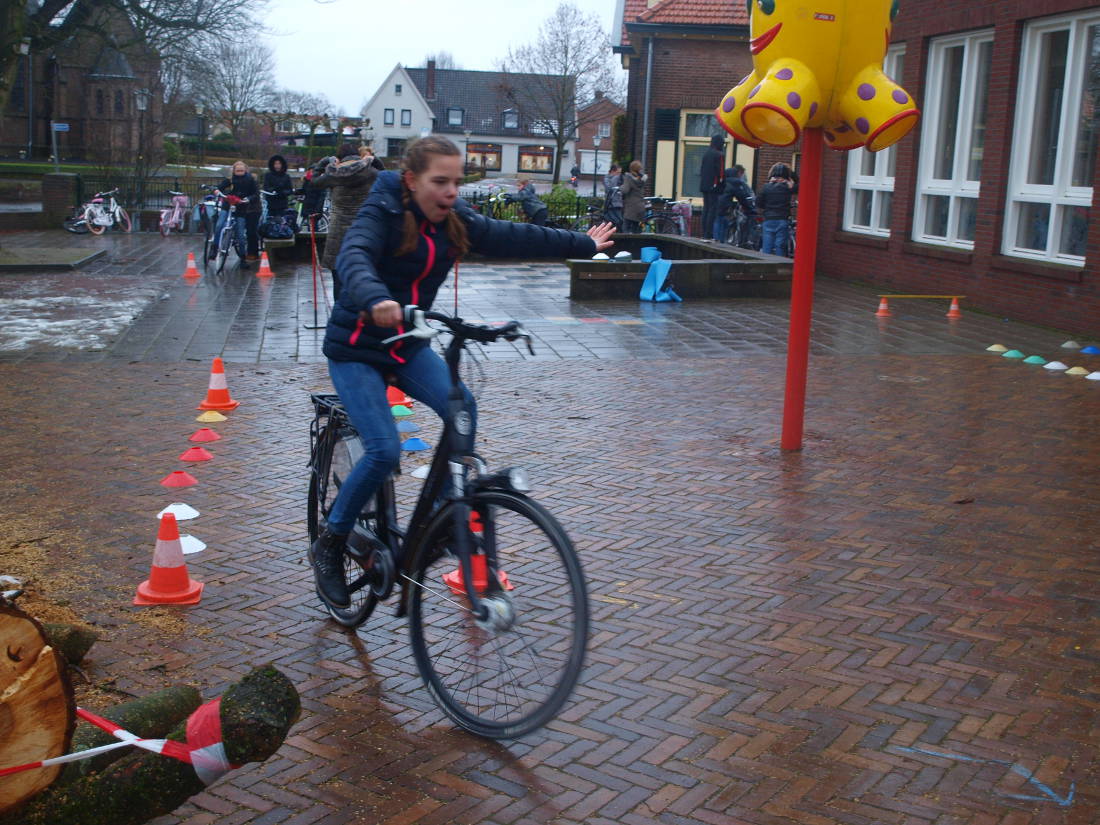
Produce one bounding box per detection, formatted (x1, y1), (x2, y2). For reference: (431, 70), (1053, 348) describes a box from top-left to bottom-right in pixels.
(390, 221), (437, 363)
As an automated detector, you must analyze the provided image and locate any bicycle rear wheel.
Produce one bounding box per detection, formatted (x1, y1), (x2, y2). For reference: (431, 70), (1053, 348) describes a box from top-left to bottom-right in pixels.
(307, 424), (389, 628)
(653, 215), (680, 235)
(116, 208), (131, 233)
(62, 211), (89, 234)
(407, 490), (588, 739)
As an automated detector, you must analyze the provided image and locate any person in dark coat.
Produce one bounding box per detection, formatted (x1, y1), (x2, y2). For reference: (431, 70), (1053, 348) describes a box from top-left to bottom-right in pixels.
(262, 154), (294, 216)
(715, 164), (757, 244)
(298, 158), (329, 229)
(602, 163), (624, 230)
(508, 179), (548, 225)
(310, 143), (385, 276)
(212, 160), (262, 266)
(698, 134), (726, 239)
(310, 135), (616, 607)
(758, 162), (798, 256)
(620, 160), (647, 233)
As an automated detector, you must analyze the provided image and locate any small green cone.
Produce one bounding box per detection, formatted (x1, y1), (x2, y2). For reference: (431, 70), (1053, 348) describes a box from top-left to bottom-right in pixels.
(1023, 355), (1047, 364)
(391, 404), (413, 418)
(1001, 349), (1025, 359)
(986, 344), (1008, 352)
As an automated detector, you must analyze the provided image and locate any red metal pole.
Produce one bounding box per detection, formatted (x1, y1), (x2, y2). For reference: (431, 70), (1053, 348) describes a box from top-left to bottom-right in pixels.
(780, 128), (823, 451)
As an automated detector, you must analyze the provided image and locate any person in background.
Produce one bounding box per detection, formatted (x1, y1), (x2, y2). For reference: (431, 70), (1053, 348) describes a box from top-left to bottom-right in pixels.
(715, 164), (757, 245)
(570, 162), (581, 188)
(602, 163), (624, 230)
(698, 134), (726, 239)
(509, 178), (548, 226)
(212, 160), (261, 266)
(262, 154), (294, 220)
(620, 160), (647, 233)
(758, 162), (798, 256)
(299, 157), (329, 230)
(310, 135), (616, 607)
(310, 143), (385, 298)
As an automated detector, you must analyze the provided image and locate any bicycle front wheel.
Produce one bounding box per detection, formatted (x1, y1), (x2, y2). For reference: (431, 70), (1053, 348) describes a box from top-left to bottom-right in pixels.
(407, 490), (588, 739)
(86, 207), (105, 235)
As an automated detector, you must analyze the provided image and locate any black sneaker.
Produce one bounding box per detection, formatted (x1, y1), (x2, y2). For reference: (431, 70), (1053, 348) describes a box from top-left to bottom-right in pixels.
(310, 528), (350, 607)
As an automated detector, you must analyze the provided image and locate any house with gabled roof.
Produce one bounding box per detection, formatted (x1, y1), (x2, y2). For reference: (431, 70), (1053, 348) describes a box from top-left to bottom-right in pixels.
(361, 60), (577, 180)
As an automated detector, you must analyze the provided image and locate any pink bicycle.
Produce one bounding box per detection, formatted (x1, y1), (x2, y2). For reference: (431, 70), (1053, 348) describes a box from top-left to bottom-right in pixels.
(158, 190), (190, 236)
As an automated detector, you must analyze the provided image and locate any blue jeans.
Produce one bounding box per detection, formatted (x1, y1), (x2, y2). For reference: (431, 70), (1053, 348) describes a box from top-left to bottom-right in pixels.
(761, 218), (790, 256)
(712, 214), (731, 244)
(324, 346), (477, 535)
(213, 209), (245, 257)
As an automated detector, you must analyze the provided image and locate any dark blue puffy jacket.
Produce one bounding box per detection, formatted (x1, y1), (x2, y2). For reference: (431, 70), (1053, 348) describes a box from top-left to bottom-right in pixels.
(324, 171), (597, 367)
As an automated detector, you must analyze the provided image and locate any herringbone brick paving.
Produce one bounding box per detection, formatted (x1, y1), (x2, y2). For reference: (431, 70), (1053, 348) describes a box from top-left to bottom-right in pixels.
(0, 232), (1096, 824)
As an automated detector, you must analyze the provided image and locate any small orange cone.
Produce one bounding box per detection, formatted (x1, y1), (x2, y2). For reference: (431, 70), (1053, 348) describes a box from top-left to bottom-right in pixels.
(182, 252), (201, 279)
(442, 512), (513, 595)
(179, 446), (213, 462)
(134, 513), (203, 605)
(875, 297), (892, 317)
(946, 297), (962, 320)
(197, 357), (240, 411)
(386, 385), (413, 406)
(256, 251), (274, 277)
(161, 470), (198, 487)
(189, 427), (222, 443)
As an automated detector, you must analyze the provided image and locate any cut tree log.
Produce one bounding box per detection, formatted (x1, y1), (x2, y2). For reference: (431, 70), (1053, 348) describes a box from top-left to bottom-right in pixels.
(41, 623), (99, 666)
(0, 665), (300, 825)
(57, 685), (202, 784)
(0, 604), (75, 814)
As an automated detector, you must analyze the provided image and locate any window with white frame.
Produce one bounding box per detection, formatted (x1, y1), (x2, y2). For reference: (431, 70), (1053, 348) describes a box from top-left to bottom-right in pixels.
(598, 122), (611, 137)
(845, 46), (906, 236)
(503, 110), (518, 129)
(1004, 12), (1099, 264)
(447, 107), (464, 126)
(400, 109), (411, 127)
(395, 83), (402, 95)
(383, 108), (394, 126)
(913, 30), (994, 248)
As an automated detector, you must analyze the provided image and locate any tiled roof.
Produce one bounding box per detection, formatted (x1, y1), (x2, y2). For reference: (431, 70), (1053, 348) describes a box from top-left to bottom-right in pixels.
(406, 67), (574, 139)
(620, 0), (747, 48)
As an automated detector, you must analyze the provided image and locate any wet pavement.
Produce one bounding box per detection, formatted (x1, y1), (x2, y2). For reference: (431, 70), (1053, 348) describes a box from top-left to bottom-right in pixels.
(0, 229), (1097, 825)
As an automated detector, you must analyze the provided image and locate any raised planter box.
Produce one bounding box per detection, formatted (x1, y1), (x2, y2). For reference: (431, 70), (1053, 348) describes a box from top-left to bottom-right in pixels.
(567, 234), (792, 300)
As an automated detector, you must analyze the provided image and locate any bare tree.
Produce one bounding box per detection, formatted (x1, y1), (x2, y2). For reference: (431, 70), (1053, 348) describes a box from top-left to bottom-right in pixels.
(190, 42), (276, 140)
(423, 51), (460, 69)
(0, 0), (267, 114)
(497, 2), (623, 182)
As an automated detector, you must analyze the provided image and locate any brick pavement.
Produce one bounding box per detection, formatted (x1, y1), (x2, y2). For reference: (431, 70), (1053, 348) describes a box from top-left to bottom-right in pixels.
(0, 230), (1096, 824)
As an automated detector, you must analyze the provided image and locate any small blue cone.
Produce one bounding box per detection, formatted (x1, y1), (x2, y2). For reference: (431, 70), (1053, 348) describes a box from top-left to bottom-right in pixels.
(396, 420), (420, 433)
(401, 437), (430, 452)
(1082, 345), (1100, 355)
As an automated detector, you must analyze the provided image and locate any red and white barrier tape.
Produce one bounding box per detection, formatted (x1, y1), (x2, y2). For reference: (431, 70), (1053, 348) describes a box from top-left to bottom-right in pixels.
(0, 699), (237, 784)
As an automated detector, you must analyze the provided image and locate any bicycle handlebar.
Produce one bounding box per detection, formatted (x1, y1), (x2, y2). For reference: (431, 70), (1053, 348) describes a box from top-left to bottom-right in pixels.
(380, 306), (534, 354)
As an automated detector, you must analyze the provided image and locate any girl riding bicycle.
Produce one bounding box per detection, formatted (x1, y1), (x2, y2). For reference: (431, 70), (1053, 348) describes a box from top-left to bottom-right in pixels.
(312, 135), (615, 607)
(212, 160), (262, 267)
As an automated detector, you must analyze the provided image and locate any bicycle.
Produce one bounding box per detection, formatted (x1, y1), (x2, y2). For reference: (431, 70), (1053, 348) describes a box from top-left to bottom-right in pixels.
(640, 197), (685, 235)
(158, 190), (190, 237)
(727, 207), (763, 250)
(63, 188), (130, 235)
(197, 186), (221, 267)
(208, 190), (252, 274)
(307, 307), (589, 739)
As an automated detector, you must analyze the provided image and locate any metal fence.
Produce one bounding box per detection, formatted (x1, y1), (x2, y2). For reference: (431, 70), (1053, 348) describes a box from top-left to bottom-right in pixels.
(76, 174), (223, 212)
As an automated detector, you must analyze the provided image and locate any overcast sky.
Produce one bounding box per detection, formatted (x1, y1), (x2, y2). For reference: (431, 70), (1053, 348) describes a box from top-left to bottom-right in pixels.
(263, 0), (623, 116)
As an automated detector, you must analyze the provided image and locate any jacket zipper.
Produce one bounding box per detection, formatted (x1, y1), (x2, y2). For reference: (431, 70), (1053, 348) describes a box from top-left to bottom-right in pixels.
(385, 220), (436, 363)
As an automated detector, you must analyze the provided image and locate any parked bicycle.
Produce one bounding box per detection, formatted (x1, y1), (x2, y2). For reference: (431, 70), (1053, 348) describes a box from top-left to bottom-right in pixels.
(62, 188), (130, 235)
(158, 190), (190, 237)
(640, 196), (685, 235)
(727, 206), (763, 251)
(197, 186), (221, 263)
(307, 306), (589, 739)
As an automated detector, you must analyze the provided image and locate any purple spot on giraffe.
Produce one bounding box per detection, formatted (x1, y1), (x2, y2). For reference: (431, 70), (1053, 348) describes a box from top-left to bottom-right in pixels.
(741, 74), (752, 86)
(836, 123), (851, 133)
(855, 117), (870, 134)
(776, 68), (794, 80)
(787, 92), (802, 109)
(749, 84), (761, 99)
(858, 83), (876, 101)
(809, 102), (818, 119)
(892, 89), (909, 104)
(824, 131), (836, 141)
(723, 96), (736, 113)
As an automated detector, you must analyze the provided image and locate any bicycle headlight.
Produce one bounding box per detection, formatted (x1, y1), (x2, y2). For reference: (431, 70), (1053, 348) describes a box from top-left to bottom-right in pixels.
(507, 467), (531, 493)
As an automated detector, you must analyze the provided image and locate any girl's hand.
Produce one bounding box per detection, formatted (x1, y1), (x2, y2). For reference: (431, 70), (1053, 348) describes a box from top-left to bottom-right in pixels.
(363, 300), (401, 328)
(586, 221), (617, 252)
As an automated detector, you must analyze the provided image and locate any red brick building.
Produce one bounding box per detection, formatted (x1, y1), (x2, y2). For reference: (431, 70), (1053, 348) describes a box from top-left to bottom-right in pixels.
(575, 92), (625, 190)
(615, 0), (1100, 335)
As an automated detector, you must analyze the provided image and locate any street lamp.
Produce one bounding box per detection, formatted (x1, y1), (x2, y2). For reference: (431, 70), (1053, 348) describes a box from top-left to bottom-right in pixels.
(134, 87), (150, 209)
(591, 135), (603, 198)
(329, 116), (340, 148)
(463, 128), (472, 172)
(195, 102), (206, 166)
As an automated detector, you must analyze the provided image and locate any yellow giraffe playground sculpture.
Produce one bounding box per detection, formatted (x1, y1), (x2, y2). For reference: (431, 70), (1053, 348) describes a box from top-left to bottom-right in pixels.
(714, 0), (918, 152)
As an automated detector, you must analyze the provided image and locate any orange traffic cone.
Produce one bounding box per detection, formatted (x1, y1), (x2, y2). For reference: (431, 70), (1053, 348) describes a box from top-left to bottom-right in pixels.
(134, 513), (203, 605)
(256, 251), (274, 277)
(182, 252), (201, 279)
(386, 385), (413, 406)
(197, 357), (240, 411)
(946, 297), (962, 320)
(442, 512), (513, 595)
(875, 297), (892, 317)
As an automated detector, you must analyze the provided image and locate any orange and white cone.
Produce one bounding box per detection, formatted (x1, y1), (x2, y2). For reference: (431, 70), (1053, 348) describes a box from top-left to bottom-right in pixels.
(875, 297), (892, 317)
(182, 252), (201, 279)
(197, 357), (240, 411)
(946, 297), (963, 320)
(442, 512), (513, 595)
(134, 513), (203, 605)
(256, 251), (274, 277)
